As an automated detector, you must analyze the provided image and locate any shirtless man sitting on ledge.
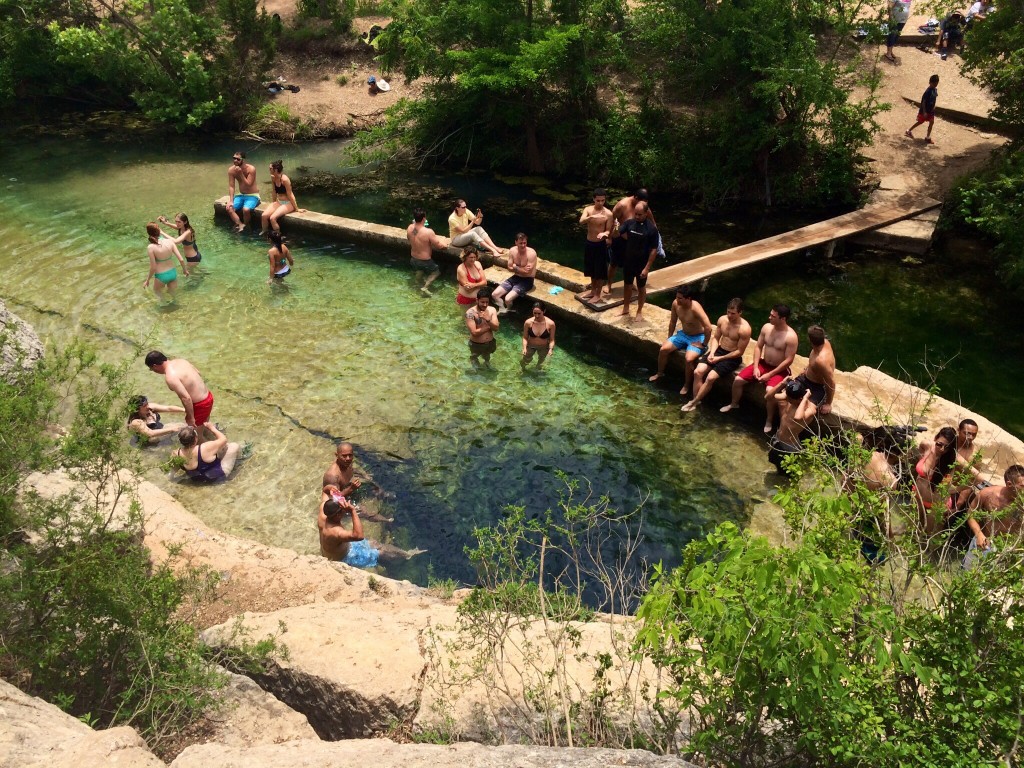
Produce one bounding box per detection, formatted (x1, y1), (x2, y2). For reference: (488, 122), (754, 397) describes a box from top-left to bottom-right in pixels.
(720, 303), (799, 435)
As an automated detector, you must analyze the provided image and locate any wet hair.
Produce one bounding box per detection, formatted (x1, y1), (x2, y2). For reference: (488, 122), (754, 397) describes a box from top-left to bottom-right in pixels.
(634, 188), (649, 202)
(727, 298), (744, 312)
(808, 325), (826, 347)
(478, 287), (493, 301)
(1005, 464), (1024, 484)
(234, 151), (246, 159)
(934, 426), (958, 477)
(324, 500), (344, 516)
(177, 426), (199, 448)
(270, 159), (284, 173)
(269, 231), (285, 248)
(146, 222), (161, 244)
(413, 208), (426, 223)
(929, 74), (939, 86)
(145, 350), (168, 369)
(958, 418), (978, 431)
(532, 302), (544, 313)
(676, 284), (695, 299)
(515, 232), (527, 241)
(460, 245), (478, 261)
(127, 395), (148, 424)
(773, 303), (792, 320)
(594, 188), (606, 198)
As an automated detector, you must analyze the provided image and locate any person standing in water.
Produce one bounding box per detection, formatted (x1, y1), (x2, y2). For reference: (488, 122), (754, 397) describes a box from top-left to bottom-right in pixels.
(267, 231), (293, 283)
(144, 222), (188, 298)
(521, 303), (556, 372)
(157, 213), (203, 264)
(466, 287), (500, 368)
(260, 160), (306, 235)
(407, 207), (446, 296)
(456, 245), (488, 306)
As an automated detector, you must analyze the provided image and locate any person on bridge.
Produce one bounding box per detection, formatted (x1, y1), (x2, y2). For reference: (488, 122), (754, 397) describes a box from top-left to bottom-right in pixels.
(649, 284), (713, 395)
(720, 304), (798, 435)
(578, 188), (614, 301)
(681, 298), (752, 413)
(607, 189), (659, 296)
(614, 202), (660, 321)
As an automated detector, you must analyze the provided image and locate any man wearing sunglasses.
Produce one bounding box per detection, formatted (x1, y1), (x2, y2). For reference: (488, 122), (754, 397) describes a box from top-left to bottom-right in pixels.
(227, 151), (260, 233)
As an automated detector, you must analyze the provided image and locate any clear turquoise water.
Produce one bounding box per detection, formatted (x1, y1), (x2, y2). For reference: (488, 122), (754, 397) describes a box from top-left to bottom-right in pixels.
(0, 134), (774, 585)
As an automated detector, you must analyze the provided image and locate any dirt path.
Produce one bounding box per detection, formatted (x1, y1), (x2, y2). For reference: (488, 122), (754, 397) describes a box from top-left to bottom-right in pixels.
(260, 2), (1006, 201)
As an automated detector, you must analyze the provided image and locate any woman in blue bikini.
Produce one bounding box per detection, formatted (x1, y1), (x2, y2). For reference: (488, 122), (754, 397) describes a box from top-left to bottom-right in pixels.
(157, 213), (203, 264)
(144, 222), (188, 298)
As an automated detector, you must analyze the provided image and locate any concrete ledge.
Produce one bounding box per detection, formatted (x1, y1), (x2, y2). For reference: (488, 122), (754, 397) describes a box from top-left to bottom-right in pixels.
(213, 198), (1023, 476)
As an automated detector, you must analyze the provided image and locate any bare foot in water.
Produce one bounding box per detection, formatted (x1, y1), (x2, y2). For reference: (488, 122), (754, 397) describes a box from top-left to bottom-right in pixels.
(234, 224), (245, 233)
(720, 404), (737, 413)
(681, 401), (697, 412)
(649, 373), (664, 383)
(679, 386), (689, 396)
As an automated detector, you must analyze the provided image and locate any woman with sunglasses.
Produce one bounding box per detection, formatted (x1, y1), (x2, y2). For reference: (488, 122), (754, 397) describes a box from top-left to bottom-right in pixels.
(448, 199), (504, 258)
(260, 160), (306, 235)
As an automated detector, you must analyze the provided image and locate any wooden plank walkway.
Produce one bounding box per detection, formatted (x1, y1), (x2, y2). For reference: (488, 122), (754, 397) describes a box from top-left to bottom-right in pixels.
(579, 193), (941, 311)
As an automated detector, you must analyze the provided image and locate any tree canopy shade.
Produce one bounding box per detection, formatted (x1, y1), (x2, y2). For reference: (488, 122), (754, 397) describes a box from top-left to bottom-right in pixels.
(370, 0), (883, 204)
(0, 0), (274, 129)
(375, 0), (627, 174)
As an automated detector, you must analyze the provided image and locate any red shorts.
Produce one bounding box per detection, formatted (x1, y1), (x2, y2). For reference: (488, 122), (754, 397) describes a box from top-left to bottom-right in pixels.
(192, 391), (214, 427)
(737, 361), (790, 389)
(456, 293), (476, 306)
(917, 111), (935, 124)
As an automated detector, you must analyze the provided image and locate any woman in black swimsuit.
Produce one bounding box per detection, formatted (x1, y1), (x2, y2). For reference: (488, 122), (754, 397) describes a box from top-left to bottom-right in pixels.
(521, 302), (556, 371)
(127, 395), (186, 444)
(158, 213), (202, 264)
(261, 160), (306, 235)
(174, 424), (241, 482)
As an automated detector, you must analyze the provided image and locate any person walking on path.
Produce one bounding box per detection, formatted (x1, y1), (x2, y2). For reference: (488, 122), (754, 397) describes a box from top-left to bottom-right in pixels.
(906, 74), (939, 144)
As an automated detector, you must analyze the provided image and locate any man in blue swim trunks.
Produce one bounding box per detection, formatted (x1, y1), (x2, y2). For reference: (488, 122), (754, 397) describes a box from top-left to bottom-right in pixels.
(318, 488), (424, 568)
(649, 284), (714, 397)
(227, 151), (260, 233)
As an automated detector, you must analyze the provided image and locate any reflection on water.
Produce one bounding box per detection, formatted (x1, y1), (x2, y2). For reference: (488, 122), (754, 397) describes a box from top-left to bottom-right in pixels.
(0, 134), (775, 586)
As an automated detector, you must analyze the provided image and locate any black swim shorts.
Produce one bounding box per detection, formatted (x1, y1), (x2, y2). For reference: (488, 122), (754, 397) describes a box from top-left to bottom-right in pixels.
(583, 240), (609, 278)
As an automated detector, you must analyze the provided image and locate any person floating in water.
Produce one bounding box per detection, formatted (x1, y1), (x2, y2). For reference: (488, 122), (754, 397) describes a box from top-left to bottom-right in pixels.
(260, 160), (306, 235)
(144, 222), (189, 299)
(127, 395), (186, 444)
(318, 488), (423, 568)
(406, 207), (446, 296)
(157, 213), (203, 264)
(145, 350), (215, 441)
(227, 151), (260, 233)
(267, 231), (293, 283)
(173, 424), (243, 482)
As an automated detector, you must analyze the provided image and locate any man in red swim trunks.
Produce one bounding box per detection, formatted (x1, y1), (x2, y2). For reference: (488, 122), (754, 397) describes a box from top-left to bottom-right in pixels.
(145, 350), (214, 440)
(720, 303), (799, 435)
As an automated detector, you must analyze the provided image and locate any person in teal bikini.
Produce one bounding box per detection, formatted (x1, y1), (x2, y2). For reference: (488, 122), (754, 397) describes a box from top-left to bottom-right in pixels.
(144, 222), (188, 298)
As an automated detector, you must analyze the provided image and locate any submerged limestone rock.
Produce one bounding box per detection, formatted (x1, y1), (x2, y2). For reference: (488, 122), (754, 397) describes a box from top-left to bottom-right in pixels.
(0, 299), (44, 382)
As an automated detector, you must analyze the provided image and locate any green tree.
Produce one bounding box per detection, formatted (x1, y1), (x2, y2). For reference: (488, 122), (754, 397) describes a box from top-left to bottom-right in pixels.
(375, 0), (625, 173)
(627, 0), (882, 205)
(1, 0), (274, 129)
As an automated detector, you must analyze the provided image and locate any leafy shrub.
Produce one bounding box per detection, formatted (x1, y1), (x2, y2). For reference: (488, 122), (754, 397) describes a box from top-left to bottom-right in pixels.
(637, 437), (1024, 767)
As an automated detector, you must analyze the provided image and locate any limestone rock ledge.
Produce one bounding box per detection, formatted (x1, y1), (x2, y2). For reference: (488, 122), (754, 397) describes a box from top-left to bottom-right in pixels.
(169, 739), (694, 768)
(0, 298), (44, 382)
(0, 678), (163, 768)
